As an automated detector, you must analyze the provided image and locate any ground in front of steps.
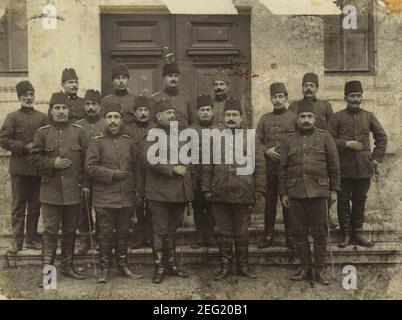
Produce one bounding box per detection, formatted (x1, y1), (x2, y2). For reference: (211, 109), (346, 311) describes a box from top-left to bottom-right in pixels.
(0, 264), (401, 300)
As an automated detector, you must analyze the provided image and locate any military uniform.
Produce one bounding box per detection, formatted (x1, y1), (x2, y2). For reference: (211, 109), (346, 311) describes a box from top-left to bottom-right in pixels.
(76, 116), (106, 250)
(47, 92), (85, 122)
(0, 106), (48, 250)
(328, 106), (387, 243)
(212, 94), (247, 126)
(86, 128), (141, 280)
(202, 127), (266, 279)
(137, 120), (193, 283)
(256, 107), (296, 248)
(100, 90), (136, 124)
(279, 126), (340, 281)
(188, 120), (222, 247)
(289, 98), (333, 131)
(30, 121), (89, 278)
(152, 88), (193, 130)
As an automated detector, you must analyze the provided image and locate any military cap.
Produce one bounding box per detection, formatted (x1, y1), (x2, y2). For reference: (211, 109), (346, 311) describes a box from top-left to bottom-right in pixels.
(153, 98), (174, 116)
(302, 72), (319, 87)
(112, 64), (130, 79)
(103, 101), (122, 117)
(49, 92), (69, 107)
(163, 62), (180, 77)
(196, 94), (213, 109)
(270, 82), (287, 96)
(344, 80), (363, 96)
(224, 97), (242, 114)
(61, 68), (78, 83)
(84, 89), (101, 103)
(134, 94), (152, 109)
(16, 81), (35, 97)
(212, 68), (230, 84)
(297, 100), (315, 114)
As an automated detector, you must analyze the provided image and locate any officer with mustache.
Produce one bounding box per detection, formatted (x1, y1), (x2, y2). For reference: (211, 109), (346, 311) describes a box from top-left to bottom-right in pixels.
(47, 68), (85, 122)
(328, 81), (387, 248)
(152, 62), (193, 130)
(86, 102), (142, 283)
(75, 90), (106, 254)
(0, 81), (48, 253)
(30, 92), (89, 284)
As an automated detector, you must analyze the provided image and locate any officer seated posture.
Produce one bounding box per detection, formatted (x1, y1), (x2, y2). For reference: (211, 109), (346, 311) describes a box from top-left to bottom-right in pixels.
(279, 100), (340, 285)
(86, 102), (142, 283)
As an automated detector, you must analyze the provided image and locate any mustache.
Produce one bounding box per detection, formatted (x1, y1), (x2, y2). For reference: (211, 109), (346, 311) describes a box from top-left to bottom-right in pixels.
(305, 90), (313, 94)
(215, 88), (224, 93)
(169, 80), (178, 84)
(227, 121), (236, 124)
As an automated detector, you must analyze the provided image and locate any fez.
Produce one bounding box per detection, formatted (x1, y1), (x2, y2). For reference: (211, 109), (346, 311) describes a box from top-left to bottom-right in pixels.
(61, 68), (78, 83)
(297, 100), (315, 114)
(49, 92), (69, 107)
(16, 81), (35, 97)
(84, 89), (101, 103)
(224, 97), (242, 114)
(302, 72), (319, 87)
(134, 94), (152, 109)
(196, 94), (213, 109)
(270, 82), (288, 96)
(163, 63), (180, 77)
(153, 98), (174, 116)
(344, 80), (363, 96)
(112, 64), (130, 79)
(103, 102), (122, 117)
(213, 68), (230, 84)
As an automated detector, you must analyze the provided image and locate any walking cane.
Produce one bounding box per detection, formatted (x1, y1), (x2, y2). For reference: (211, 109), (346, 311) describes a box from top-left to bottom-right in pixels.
(83, 191), (98, 279)
(326, 200), (335, 276)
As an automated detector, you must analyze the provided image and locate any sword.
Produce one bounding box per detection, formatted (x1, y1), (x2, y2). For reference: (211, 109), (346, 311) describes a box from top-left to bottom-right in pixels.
(326, 200), (335, 276)
(83, 191), (98, 279)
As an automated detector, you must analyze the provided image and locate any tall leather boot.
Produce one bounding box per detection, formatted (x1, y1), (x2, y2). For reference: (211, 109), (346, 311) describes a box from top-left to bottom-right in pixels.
(290, 240), (313, 282)
(337, 197), (352, 248)
(235, 240), (257, 279)
(152, 234), (165, 284)
(283, 208), (297, 253)
(60, 234), (86, 280)
(214, 236), (233, 281)
(77, 232), (91, 254)
(38, 234), (58, 288)
(352, 226), (374, 247)
(97, 234), (111, 283)
(164, 236), (189, 278)
(314, 243), (329, 285)
(257, 211), (275, 248)
(116, 235), (142, 279)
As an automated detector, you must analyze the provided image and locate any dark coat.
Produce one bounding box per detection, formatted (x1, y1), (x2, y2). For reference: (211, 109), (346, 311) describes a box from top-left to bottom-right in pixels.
(0, 107), (48, 176)
(85, 130), (136, 209)
(256, 108), (297, 175)
(201, 128), (266, 204)
(100, 91), (136, 124)
(30, 123), (89, 205)
(289, 98), (333, 131)
(328, 107), (387, 178)
(75, 117), (106, 139)
(279, 128), (340, 199)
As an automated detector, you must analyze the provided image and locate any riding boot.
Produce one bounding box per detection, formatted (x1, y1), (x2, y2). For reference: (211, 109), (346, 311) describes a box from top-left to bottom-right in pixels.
(314, 243), (329, 285)
(257, 211), (275, 248)
(352, 226), (374, 247)
(214, 236), (232, 281)
(38, 234), (58, 288)
(97, 235), (111, 283)
(338, 232), (352, 248)
(77, 232), (91, 254)
(152, 234), (165, 284)
(60, 233), (86, 280)
(291, 240), (313, 282)
(116, 236), (142, 279)
(164, 236), (189, 278)
(235, 240), (257, 279)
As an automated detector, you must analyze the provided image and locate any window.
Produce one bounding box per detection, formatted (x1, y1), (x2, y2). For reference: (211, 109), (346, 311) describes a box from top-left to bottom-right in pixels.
(0, 0), (28, 73)
(324, 0), (374, 73)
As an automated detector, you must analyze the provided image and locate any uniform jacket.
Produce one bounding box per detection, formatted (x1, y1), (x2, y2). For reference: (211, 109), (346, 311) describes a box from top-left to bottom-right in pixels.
(47, 92), (85, 122)
(0, 106), (48, 176)
(124, 118), (156, 145)
(85, 129), (137, 209)
(152, 88), (193, 130)
(76, 116), (106, 139)
(137, 125), (193, 203)
(100, 90), (136, 124)
(289, 98), (333, 131)
(30, 122), (89, 205)
(187, 121), (223, 191)
(328, 107), (387, 178)
(256, 108), (297, 176)
(279, 128), (340, 199)
(201, 128), (266, 204)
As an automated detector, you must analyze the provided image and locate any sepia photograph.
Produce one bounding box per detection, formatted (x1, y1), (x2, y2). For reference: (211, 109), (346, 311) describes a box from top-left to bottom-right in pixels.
(0, 0), (401, 303)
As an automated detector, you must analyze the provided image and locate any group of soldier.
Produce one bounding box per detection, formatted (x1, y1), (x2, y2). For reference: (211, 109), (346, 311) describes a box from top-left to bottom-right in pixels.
(0, 61), (387, 287)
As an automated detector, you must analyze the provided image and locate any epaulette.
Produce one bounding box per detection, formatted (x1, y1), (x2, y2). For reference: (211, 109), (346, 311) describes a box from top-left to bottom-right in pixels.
(101, 94), (113, 102)
(71, 123), (82, 128)
(288, 131), (296, 137)
(317, 128), (328, 133)
(94, 133), (104, 139)
(122, 134), (132, 140)
(38, 125), (50, 131)
(151, 92), (162, 97)
(76, 119), (84, 124)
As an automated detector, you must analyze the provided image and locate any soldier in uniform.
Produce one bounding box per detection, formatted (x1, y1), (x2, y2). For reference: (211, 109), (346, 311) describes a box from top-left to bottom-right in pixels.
(188, 94), (222, 248)
(288, 72), (333, 131)
(202, 97), (266, 281)
(0, 81), (48, 253)
(137, 98), (192, 284)
(279, 100), (340, 285)
(30, 92), (89, 283)
(124, 94), (155, 249)
(256, 82), (297, 251)
(47, 68), (85, 122)
(76, 89), (106, 254)
(328, 81), (387, 248)
(152, 62), (193, 130)
(211, 68), (247, 126)
(86, 102), (143, 283)
(100, 64), (136, 124)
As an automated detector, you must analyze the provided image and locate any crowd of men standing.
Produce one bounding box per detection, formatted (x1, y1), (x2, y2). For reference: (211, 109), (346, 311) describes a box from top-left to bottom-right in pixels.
(0, 61), (387, 287)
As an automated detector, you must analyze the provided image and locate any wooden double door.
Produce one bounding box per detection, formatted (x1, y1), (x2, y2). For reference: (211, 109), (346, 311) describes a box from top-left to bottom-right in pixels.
(101, 14), (252, 125)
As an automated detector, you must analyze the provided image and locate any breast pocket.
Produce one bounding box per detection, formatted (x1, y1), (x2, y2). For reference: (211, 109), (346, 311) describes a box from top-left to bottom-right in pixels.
(315, 148), (326, 161)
